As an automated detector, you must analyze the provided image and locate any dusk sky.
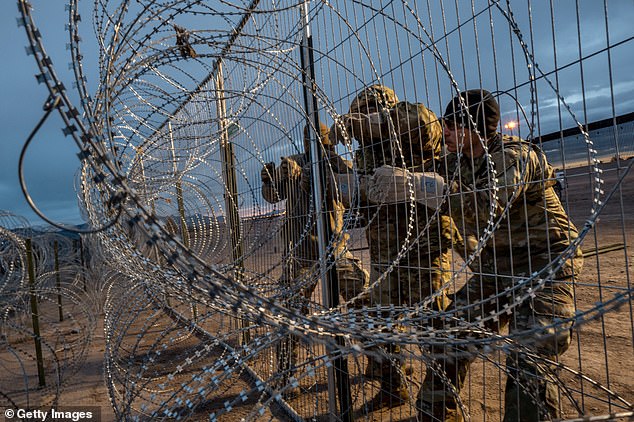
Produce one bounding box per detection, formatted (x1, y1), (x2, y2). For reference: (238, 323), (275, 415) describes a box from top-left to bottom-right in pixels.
(1, 1), (633, 227)
(1, 2), (86, 226)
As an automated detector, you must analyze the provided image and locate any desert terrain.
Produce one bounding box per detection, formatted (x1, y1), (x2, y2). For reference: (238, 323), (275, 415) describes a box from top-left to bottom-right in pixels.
(2, 158), (632, 421)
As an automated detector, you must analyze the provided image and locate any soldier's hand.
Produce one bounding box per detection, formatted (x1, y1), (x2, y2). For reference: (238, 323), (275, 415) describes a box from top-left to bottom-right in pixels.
(367, 165), (446, 209)
(367, 165), (410, 204)
(279, 156), (302, 180)
(330, 119), (349, 145)
(261, 162), (275, 183)
(357, 175), (370, 204)
(347, 111), (389, 142)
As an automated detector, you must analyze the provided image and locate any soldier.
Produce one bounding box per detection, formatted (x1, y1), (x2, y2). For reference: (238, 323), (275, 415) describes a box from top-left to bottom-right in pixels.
(416, 89), (583, 421)
(332, 85), (459, 407)
(261, 123), (369, 396)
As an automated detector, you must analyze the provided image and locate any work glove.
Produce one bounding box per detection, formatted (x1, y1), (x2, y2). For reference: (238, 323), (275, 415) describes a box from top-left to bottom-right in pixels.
(367, 165), (445, 209)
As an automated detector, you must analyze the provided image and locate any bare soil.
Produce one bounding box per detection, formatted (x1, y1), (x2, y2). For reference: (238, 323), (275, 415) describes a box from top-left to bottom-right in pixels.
(2, 159), (632, 421)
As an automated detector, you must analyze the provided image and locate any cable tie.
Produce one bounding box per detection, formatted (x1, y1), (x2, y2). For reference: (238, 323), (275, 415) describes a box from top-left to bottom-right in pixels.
(62, 125), (77, 136)
(66, 107), (79, 119)
(35, 72), (50, 83)
(76, 149), (91, 160)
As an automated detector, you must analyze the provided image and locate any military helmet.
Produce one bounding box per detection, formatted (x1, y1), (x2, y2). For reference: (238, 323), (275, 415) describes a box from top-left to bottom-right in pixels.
(349, 84), (399, 114)
(443, 89), (500, 137)
(391, 101), (443, 159)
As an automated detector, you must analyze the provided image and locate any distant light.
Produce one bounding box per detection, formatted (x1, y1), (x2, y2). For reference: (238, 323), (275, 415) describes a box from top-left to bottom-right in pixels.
(504, 121), (518, 130)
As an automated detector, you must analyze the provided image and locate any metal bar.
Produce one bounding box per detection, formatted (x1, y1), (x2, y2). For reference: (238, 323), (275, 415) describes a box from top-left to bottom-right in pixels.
(26, 238), (46, 387)
(299, 2), (352, 421)
(352, 243), (628, 266)
(216, 59), (250, 346)
(556, 411), (634, 422)
(135, 156), (173, 302)
(79, 236), (86, 291)
(582, 243), (626, 258)
(54, 240), (63, 322)
(135, 147), (165, 268)
(168, 122), (197, 320)
(168, 122), (191, 249)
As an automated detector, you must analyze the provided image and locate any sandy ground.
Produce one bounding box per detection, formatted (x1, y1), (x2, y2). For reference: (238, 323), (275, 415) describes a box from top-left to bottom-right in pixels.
(2, 158), (632, 421)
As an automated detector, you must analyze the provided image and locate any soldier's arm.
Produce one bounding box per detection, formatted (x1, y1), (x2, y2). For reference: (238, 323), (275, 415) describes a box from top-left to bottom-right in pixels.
(445, 150), (526, 228)
(299, 148), (365, 207)
(365, 165), (446, 209)
(324, 148), (353, 173)
(261, 162), (288, 204)
(330, 112), (391, 145)
(301, 164), (370, 207)
(329, 172), (372, 208)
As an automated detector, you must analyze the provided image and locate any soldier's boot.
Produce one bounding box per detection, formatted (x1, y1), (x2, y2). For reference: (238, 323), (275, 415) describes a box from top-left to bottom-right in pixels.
(503, 354), (561, 422)
(363, 338), (411, 408)
(365, 355), (412, 380)
(276, 335), (300, 398)
(417, 365), (466, 422)
(369, 366), (410, 410)
(364, 341), (412, 378)
(364, 353), (386, 381)
(416, 390), (463, 422)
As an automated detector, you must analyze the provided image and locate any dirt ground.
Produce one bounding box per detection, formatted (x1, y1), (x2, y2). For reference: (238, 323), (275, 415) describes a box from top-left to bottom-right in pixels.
(2, 158), (632, 421)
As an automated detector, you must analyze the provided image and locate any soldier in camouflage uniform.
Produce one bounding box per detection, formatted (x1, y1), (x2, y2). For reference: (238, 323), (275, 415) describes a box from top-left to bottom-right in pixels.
(261, 123), (369, 395)
(417, 89), (583, 421)
(332, 85), (460, 407)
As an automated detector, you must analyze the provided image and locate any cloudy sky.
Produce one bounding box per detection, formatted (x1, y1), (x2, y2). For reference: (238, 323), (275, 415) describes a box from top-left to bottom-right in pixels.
(1, 2), (85, 226)
(1, 1), (633, 227)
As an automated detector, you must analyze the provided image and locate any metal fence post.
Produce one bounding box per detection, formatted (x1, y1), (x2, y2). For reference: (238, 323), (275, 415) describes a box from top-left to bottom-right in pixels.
(168, 121), (191, 249)
(26, 238), (46, 387)
(168, 122), (196, 320)
(54, 240), (63, 322)
(135, 146), (162, 264)
(299, 2), (352, 420)
(78, 236), (86, 291)
(216, 59), (250, 346)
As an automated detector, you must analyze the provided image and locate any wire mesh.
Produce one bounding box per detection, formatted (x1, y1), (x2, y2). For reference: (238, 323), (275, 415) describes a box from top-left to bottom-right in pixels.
(4, 0), (633, 420)
(0, 212), (96, 411)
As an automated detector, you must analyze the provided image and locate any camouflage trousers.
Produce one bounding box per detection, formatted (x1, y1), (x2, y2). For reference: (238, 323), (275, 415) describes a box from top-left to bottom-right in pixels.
(363, 244), (452, 389)
(278, 251), (370, 310)
(418, 271), (576, 422)
(276, 251), (369, 384)
(365, 204), (455, 311)
(368, 251), (452, 311)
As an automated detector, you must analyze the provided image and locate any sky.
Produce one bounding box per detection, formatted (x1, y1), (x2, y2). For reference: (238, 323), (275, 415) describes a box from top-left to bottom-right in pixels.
(1, 1), (633, 227)
(1, 2), (87, 227)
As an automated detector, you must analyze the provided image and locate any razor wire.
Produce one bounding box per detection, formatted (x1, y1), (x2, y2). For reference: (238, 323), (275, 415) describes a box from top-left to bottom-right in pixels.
(0, 212), (96, 411)
(5, 0), (634, 420)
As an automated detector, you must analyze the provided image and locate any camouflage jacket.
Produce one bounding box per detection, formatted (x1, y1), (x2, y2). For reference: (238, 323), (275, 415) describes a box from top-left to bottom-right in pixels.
(262, 151), (352, 262)
(352, 101), (460, 256)
(353, 101), (443, 174)
(439, 133), (583, 275)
